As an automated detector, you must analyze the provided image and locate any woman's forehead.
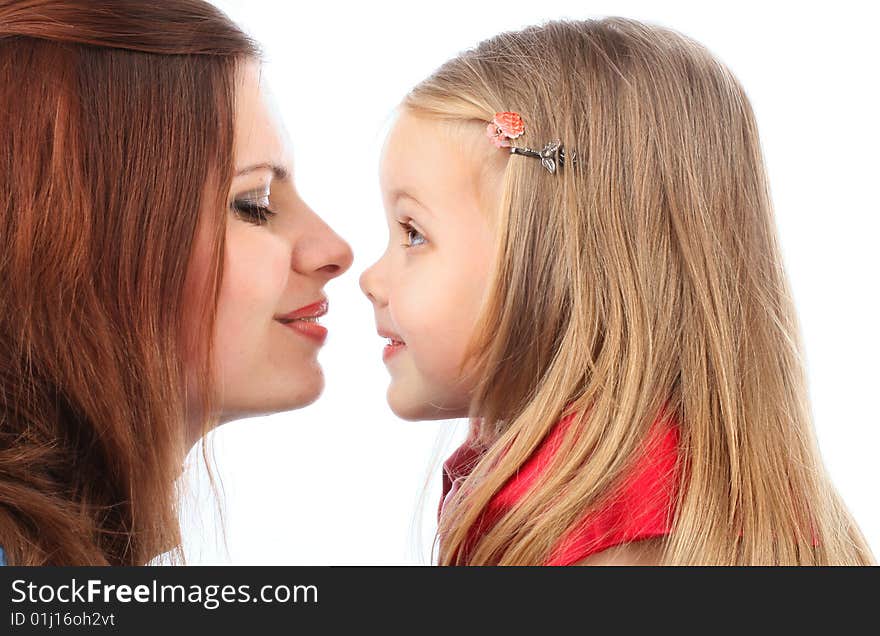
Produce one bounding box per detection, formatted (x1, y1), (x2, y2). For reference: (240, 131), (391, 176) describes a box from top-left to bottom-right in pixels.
(234, 63), (292, 177)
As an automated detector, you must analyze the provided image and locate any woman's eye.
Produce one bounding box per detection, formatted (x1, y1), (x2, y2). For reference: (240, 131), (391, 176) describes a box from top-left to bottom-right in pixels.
(232, 198), (276, 225)
(398, 221), (426, 248)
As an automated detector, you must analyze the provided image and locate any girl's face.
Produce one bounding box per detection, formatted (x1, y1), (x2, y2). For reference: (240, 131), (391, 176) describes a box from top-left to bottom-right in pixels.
(360, 110), (506, 420)
(184, 62), (353, 440)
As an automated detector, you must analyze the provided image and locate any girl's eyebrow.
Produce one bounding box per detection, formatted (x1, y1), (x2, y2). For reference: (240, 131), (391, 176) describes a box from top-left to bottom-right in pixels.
(389, 189), (433, 217)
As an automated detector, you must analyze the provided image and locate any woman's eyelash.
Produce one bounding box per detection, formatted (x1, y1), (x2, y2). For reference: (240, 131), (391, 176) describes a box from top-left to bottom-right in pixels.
(232, 198), (276, 225)
(397, 221), (426, 248)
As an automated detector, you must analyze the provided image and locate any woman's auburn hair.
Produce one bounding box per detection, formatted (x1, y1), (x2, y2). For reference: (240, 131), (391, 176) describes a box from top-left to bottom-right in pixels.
(406, 17), (875, 565)
(0, 0), (259, 565)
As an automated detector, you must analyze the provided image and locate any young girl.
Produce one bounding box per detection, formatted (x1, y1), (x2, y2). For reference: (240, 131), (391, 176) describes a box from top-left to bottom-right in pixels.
(360, 17), (875, 565)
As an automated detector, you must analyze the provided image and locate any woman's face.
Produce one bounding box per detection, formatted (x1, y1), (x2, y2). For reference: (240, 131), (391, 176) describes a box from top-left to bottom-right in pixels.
(185, 62), (353, 438)
(359, 110), (504, 421)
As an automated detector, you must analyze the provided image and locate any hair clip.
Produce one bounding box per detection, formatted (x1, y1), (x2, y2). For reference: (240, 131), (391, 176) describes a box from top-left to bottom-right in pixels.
(486, 111), (577, 175)
(509, 141), (574, 175)
(486, 111), (525, 148)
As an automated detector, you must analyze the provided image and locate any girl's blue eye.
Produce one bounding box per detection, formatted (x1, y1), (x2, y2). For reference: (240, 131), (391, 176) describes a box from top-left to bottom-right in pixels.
(398, 221), (426, 248)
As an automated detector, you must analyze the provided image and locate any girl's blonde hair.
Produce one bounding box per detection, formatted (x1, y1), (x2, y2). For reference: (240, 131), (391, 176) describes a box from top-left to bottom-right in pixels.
(404, 17), (875, 565)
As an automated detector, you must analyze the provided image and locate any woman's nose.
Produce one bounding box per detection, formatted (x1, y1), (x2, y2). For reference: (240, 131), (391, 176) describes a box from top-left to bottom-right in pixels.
(295, 210), (354, 280)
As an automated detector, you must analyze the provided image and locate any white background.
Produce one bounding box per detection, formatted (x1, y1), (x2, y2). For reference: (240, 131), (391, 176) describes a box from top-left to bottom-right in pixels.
(178, 1), (880, 564)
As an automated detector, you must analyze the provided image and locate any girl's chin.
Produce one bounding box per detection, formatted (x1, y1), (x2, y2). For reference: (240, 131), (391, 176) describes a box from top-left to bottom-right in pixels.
(386, 384), (469, 421)
(386, 384), (426, 421)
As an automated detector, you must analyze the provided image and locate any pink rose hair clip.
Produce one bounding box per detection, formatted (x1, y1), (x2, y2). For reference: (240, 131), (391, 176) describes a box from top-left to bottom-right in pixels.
(486, 111), (525, 148)
(486, 111), (577, 175)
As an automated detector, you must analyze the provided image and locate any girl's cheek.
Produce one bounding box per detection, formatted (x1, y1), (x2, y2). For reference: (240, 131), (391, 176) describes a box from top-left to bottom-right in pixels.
(418, 338), (467, 386)
(400, 301), (472, 384)
(388, 259), (478, 382)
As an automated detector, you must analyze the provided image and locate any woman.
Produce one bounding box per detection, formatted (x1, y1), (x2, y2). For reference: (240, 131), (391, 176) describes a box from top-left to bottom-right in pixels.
(0, 0), (352, 565)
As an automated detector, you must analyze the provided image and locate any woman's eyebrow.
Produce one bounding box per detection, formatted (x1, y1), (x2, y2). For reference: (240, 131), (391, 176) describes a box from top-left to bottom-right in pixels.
(234, 162), (290, 181)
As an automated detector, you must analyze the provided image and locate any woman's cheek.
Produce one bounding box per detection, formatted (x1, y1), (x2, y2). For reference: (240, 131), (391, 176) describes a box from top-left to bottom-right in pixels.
(223, 231), (289, 322)
(213, 240), (287, 387)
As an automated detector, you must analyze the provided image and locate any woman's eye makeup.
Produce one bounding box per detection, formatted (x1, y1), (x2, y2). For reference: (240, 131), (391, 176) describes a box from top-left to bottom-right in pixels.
(231, 189), (276, 225)
(397, 220), (427, 248)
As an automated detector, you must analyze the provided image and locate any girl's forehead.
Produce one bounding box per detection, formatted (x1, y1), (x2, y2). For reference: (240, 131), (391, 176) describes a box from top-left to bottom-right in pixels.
(379, 112), (496, 205)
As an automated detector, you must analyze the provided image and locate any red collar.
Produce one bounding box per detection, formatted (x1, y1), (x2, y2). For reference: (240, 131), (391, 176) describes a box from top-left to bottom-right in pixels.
(439, 408), (681, 565)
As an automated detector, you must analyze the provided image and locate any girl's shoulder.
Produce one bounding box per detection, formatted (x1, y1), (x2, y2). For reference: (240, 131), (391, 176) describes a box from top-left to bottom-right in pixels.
(544, 412), (680, 565)
(0, 545), (7, 566)
(573, 535), (666, 566)
(440, 408), (681, 565)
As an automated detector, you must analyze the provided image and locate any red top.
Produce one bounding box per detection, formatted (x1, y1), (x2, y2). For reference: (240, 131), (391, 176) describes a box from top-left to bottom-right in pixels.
(439, 408), (681, 565)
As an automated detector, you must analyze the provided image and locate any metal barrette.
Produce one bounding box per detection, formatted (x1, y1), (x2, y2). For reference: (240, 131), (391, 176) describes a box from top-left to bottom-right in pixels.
(509, 141), (575, 175)
(486, 111), (578, 175)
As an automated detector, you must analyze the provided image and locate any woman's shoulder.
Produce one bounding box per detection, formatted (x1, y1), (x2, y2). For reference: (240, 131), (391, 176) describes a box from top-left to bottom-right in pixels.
(0, 545), (7, 566)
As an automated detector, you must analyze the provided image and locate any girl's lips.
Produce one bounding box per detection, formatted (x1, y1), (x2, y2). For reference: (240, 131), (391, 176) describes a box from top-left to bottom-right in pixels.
(279, 319), (328, 345)
(383, 341), (406, 362)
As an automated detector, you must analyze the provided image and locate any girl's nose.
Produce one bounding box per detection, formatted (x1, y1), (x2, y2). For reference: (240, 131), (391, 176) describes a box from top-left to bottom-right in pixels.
(359, 257), (386, 306)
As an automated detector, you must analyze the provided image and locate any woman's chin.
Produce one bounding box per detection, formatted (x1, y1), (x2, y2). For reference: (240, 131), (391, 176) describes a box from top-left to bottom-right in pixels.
(263, 375), (324, 415)
(214, 370), (326, 424)
(282, 368), (325, 410)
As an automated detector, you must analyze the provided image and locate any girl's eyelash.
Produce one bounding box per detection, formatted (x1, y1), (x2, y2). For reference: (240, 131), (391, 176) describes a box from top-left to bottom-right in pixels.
(397, 220), (426, 248)
(232, 198), (276, 225)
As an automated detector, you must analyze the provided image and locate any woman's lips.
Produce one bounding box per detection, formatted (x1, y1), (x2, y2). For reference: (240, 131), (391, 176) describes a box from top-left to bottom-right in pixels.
(276, 298), (328, 345)
(276, 299), (328, 322)
(279, 319), (328, 345)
